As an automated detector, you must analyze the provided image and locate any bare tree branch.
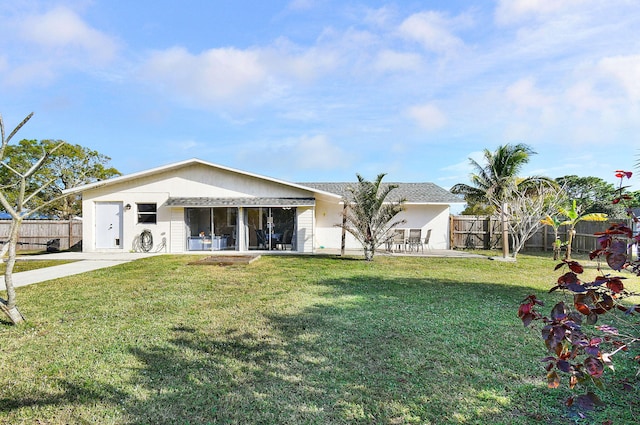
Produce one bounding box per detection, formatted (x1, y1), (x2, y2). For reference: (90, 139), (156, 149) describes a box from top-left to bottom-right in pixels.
(0, 112), (33, 156)
(488, 180), (564, 258)
(0, 161), (25, 178)
(23, 141), (64, 179)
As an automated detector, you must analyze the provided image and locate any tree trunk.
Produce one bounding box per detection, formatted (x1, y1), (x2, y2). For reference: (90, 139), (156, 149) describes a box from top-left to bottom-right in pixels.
(565, 229), (576, 261)
(501, 202), (509, 258)
(364, 241), (375, 261)
(0, 302), (24, 324)
(1, 218), (25, 324)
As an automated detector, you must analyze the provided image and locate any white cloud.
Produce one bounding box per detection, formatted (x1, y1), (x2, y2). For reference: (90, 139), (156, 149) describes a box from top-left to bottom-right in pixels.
(239, 135), (351, 172)
(373, 49), (423, 73)
(363, 6), (396, 28)
(406, 103), (447, 130)
(598, 54), (640, 102)
(141, 47), (268, 106)
(565, 81), (610, 112)
(0, 5), (120, 87)
(19, 6), (118, 65)
(266, 40), (339, 82)
(495, 0), (590, 25)
(287, 0), (316, 12)
(505, 78), (554, 111)
(293, 135), (351, 169)
(139, 41), (339, 109)
(399, 11), (465, 55)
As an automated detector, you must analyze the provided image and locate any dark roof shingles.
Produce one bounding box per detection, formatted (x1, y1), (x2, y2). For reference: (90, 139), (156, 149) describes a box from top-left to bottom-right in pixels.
(299, 182), (462, 204)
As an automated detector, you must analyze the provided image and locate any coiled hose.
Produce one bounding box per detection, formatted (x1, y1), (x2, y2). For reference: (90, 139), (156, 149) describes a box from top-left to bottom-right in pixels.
(140, 229), (153, 252)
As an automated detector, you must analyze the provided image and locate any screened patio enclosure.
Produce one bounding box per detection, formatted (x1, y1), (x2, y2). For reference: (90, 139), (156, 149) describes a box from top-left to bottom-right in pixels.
(172, 197), (315, 252)
(186, 207), (238, 251)
(246, 207), (296, 251)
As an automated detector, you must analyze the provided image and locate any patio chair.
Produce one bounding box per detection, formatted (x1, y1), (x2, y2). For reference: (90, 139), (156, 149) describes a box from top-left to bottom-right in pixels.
(407, 229), (423, 253)
(390, 229), (406, 252)
(424, 228), (432, 251)
(255, 229), (267, 249)
(278, 229), (292, 250)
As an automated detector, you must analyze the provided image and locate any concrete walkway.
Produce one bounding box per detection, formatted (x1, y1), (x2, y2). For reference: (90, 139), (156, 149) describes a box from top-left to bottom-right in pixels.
(1, 249), (486, 290)
(0, 252), (161, 290)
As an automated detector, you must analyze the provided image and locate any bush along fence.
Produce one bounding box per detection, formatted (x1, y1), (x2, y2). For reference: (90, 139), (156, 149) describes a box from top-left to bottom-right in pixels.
(0, 219), (82, 252)
(450, 215), (634, 253)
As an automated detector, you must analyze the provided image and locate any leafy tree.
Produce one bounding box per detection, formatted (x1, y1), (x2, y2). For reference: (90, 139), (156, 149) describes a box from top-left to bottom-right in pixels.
(557, 200), (608, 260)
(629, 190), (640, 207)
(519, 170), (640, 413)
(459, 203), (494, 216)
(0, 113), (70, 324)
(556, 175), (625, 217)
(540, 214), (565, 260)
(339, 173), (405, 261)
(0, 139), (120, 218)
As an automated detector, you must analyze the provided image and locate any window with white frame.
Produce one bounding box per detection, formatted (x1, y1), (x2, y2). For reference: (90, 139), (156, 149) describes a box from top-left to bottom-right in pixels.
(137, 203), (157, 224)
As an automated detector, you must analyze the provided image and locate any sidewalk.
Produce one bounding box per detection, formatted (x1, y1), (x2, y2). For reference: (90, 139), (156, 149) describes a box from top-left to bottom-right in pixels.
(0, 252), (161, 289)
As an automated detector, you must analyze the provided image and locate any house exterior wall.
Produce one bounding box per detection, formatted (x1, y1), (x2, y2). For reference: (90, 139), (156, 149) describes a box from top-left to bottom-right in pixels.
(81, 163), (317, 253)
(170, 207), (186, 253)
(313, 200), (452, 250)
(400, 204), (451, 249)
(297, 207), (315, 252)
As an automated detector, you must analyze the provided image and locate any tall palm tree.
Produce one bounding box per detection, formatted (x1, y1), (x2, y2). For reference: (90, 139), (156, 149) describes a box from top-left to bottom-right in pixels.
(340, 173), (406, 261)
(451, 143), (557, 257)
(450, 143), (536, 210)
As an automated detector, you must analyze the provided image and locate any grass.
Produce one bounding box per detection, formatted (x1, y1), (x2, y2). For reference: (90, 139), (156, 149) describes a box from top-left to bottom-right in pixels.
(0, 259), (76, 274)
(0, 253), (638, 424)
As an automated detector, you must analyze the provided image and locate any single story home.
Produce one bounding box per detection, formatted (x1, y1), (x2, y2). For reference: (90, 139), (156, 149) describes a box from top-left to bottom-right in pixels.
(65, 158), (463, 254)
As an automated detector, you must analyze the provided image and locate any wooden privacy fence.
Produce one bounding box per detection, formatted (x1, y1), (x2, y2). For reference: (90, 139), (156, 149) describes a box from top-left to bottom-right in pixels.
(450, 215), (633, 253)
(0, 220), (82, 251)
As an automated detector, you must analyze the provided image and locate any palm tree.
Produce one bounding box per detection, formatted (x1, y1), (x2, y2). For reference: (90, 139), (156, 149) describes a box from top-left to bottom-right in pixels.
(451, 143), (555, 257)
(340, 173), (406, 261)
(450, 143), (536, 210)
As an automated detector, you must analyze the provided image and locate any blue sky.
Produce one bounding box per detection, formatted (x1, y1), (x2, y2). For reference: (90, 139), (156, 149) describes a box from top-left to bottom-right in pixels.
(1, 0), (639, 194)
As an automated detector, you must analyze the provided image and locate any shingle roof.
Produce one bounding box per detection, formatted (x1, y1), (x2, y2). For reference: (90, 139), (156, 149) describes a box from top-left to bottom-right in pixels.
(166, 197), (316, 207)
(298, 182), (463, 204)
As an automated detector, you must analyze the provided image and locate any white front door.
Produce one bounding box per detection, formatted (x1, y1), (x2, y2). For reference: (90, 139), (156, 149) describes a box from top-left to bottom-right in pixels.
(95, 202), (123, 249)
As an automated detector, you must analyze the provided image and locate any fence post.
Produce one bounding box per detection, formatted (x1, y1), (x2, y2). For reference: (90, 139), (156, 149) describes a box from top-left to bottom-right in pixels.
(449, 215), (454, 249)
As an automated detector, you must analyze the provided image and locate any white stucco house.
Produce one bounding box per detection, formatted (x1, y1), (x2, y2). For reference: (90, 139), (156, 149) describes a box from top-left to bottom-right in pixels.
(64, 158), (463, 254)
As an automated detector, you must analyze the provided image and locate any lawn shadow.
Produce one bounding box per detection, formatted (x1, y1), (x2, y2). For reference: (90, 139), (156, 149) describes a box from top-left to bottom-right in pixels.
(0, 380), (129, 418)
(119, 275), (562, 424)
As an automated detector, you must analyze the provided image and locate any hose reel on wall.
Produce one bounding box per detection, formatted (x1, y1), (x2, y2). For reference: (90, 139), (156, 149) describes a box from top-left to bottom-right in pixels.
(140, 229), (153, 252)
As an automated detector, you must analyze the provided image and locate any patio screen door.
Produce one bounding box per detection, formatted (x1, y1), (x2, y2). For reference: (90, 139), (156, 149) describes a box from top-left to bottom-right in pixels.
(245, 207), (296, 251)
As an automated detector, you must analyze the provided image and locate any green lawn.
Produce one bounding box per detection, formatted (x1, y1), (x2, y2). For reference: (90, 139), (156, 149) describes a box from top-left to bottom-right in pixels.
(0, 254), (638, 424)
(0, 259), (76, 274)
